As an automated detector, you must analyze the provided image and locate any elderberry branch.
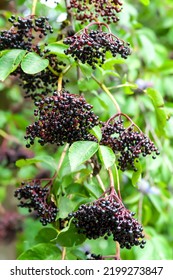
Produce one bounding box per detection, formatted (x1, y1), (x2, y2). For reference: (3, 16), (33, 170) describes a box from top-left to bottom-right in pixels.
(91, 74), (121, 113)
(115, 242), (121, 260)
(57, 143), (69, 173)
(31, 0), (38, 15)
(61, 247), (66, 260)
(114, 164), (121, 199)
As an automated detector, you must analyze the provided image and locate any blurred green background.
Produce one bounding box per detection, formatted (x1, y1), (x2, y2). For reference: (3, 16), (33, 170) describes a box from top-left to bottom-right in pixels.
(0, 0), (173, 260)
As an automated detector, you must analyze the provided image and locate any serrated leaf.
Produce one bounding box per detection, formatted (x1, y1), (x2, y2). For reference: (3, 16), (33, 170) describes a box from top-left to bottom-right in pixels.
(17, 243), (61, 260)
(89, 125), (102, 141)
(0, 49), (26, 81)
(132, 160), (142, 186)
(98, 145), (115, 169)
(16, 155), (57, 171)
(21, 52), (49, 74)
(68, 141), (99, 171)
(56, 219), (86, 247)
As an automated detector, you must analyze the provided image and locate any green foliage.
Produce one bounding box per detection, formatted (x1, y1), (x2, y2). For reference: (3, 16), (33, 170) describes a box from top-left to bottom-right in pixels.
(0, 49), (26, 81)
(68, 141), (99, 172)
(21, 52), (49, 74)
(0, 0), (172, 261)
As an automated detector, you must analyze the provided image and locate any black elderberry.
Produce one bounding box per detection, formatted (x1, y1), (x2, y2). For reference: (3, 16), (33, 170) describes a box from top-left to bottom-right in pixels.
(0, 15), (53, 54)
(68, 0), (123, 24)
(64, 23), (131, 69)
(100, 114), (159, 171)
(25, 90), (99, 147)
(14, 181), (58, 226)
(69, 189), (145, 249)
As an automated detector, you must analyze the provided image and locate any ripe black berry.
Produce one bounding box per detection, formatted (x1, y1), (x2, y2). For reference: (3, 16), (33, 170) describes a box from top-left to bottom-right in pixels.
(25, 90), (100, 147)
(14, 181), (58, 226)
(100, 114), (159, 171)
(68, 0), (123, 24)
(0, 15), (53, 54)
(70, 188), (145, 249)
(64, 22), (131, 69)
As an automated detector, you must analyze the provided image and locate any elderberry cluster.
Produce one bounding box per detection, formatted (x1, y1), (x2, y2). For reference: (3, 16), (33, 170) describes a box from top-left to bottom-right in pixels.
(14, 181), (58, 226)
(68, 0), (123, 24)
(13, 54), (66, 100)
(100, 116), (159, 171)
(64, 28), (131, 69)
(0, 15), (53, 54)
(69, 193), (145, 249)
(25, 91), (99, 147)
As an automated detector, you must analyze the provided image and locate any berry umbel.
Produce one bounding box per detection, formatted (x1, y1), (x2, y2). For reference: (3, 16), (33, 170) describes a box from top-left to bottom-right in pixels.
(64, 22), (131, 69)
(68, 0), (123, 24)
(100, 113), (160, 171)
(25, 90), (99, 147)
(69, 187), (145, 249)
(14, 180), (58, 226)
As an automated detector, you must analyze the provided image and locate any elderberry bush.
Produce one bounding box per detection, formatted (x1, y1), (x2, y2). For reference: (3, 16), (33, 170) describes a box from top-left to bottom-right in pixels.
(68, 0), (123, 24)
(70, 191), (145, 249)
(14, 181), (58, 226)
(0, 15), (53, 54)
(25, 90), (99, 147)
(100, 115), (159, 171)
(64, 24), (131, 69)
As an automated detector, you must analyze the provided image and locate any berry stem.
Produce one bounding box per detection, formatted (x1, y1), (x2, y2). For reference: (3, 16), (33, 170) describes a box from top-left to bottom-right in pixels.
(115, 242), (121, 260)
(107, 112), (143, 133)
(57, 143), (69, 173)
(91, 74), (121, 113)
(114, 164), (122, 199)
(108, 168), (114, 189)
(61, 247), (66, 260)
(57, 74), (63, 93)
(138, 193), (144, 224)
(31, 0), (38, 15)
(84, 22), (112, 33)
(90, 161), (106, 192)
(47, 65), (61, 77)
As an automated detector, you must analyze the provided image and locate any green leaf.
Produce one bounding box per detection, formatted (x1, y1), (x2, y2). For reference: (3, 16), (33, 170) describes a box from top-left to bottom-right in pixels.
(98, 145), (115, 169)
(68, 141), (99, 171)
(146, 88), (167, 131)
(79, 63), (93, 79)
(146, 88), (164, 108)
(18, 243), (61, 260)
(35, 228), (58, 244)
(132, 160), (142, 186)
(89, 125), (102, 141)
(56, 220), (86, 247)
(57, 196), (74, 219)
(0, 49), (26, 81)
(21, 52), (49, 74)
(16, 155), (57, 171)
(46, 42), (69, 58)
